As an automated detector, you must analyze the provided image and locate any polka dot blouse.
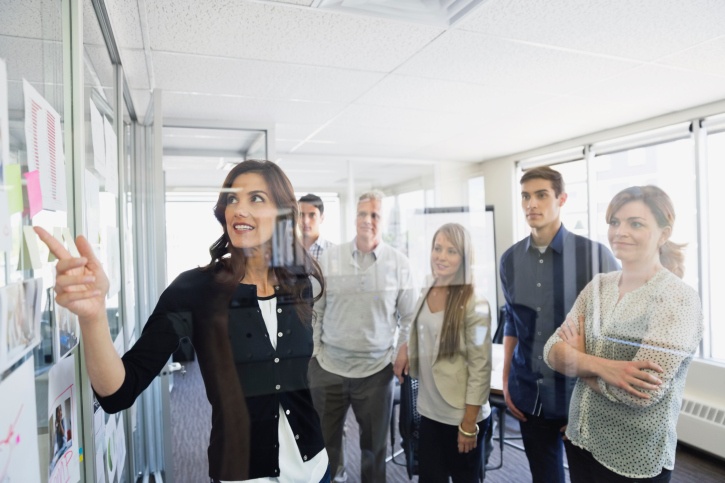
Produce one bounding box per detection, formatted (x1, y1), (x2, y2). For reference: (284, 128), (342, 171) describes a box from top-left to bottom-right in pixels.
(544, 269), (703, 479)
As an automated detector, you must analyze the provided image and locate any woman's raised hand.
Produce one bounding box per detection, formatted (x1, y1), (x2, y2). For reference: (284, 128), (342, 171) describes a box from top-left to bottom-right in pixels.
(34, 227), (109, 321)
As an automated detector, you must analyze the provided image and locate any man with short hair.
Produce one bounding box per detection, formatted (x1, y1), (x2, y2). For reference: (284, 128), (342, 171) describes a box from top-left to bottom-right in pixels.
(499, 166), (618, 483)
(309, 190), (416, 483)
(298, 193), (334, 261)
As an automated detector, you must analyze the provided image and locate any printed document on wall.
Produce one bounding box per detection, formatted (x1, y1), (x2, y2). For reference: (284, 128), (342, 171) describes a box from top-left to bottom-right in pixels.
(23, 79), (67, 211)
(0, 59), (9, 168)
(48, 354), (80, 483)
(0, 59), (11, 251)
(0, 356), (42, 483)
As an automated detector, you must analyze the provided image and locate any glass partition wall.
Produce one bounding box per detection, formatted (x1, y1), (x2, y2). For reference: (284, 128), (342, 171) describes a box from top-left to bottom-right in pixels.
(0, 0), (147, 481)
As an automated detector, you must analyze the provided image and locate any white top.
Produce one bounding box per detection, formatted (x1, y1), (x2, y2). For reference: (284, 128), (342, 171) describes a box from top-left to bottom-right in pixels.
(223, 296), (328, 483)
(416, 302), (483, 425)
(544, 269), (703, 478)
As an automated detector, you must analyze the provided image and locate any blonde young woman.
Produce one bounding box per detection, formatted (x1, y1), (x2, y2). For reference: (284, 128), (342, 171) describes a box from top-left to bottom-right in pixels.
(545, 186), (703, 483)
(395, 223), (491, 482)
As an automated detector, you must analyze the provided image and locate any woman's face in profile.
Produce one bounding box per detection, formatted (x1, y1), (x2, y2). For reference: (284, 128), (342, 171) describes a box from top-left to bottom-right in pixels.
(224, 172), (278, 250)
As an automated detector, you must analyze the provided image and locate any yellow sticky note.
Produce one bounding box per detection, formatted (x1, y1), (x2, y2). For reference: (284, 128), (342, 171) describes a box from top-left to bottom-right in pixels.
(20, 225), (42, 270)
(48, 226), (80, 261)
(5, 164), (23, 214)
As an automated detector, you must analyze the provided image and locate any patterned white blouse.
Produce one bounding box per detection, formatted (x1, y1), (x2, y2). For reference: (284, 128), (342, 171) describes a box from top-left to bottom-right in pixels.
(544, 269), (703, 479)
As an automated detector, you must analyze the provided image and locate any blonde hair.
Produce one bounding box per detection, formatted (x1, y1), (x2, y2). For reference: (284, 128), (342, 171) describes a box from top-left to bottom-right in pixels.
(431, 223), (475, 359)
(606, 185), (686, 278)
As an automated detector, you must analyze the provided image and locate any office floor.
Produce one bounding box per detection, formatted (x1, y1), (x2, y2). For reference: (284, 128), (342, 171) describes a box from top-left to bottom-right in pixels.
(170, 360), (725, 482)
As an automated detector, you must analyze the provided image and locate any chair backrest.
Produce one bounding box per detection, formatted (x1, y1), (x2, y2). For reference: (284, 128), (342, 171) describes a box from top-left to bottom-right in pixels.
(492, 305), (507, 344)
(398, 375), (420, 478)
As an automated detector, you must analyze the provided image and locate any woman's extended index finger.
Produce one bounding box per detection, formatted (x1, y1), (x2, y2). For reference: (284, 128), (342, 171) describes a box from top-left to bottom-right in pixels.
(33, 226), (72, 260)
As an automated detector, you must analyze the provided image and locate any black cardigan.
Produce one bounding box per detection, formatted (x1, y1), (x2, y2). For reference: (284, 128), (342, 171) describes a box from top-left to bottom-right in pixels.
(96, 268), (325, 480)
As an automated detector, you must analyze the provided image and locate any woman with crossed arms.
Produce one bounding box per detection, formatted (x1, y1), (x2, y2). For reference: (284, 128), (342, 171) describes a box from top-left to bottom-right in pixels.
(545, 186), (702, 482)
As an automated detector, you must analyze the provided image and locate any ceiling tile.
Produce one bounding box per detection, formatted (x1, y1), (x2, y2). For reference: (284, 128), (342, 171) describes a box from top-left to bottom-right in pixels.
(0, 37), (50, 83)
(355, 73), (553, 115)
(460, 0), (725, 62)
(83, 0), (107, 48)
(162, 91), (347, 124)
(130, 88), (152, 119)
(120, 48), (150, 90)
(329, 103), (468, 135)
(264, 0), (314, 5)
(145, 0), (443, 71)
(310, 121), (458, 150)
(657, 37), (725, 78)
(151, 52), (386, 102)
(571, 64), (725, 113)
(0, 0), (62, 39)
(104, 0), (145, 49)
(396, 31), (638, 95)
(275, 123), (323, 142)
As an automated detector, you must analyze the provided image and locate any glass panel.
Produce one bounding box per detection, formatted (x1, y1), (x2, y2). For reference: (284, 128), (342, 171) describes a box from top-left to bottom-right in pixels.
(0, 1), (66, 482)
(165, 195), (222, 283)
(706, 132), (725, 361)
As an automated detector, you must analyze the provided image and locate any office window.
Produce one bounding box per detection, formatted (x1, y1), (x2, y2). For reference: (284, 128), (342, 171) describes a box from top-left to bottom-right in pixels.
(591, 138), (699, 292)
(706, 132), (725, 361)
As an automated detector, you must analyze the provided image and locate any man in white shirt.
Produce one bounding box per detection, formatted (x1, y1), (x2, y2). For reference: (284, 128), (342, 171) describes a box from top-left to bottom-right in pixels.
(309, 190), (416, 483)
(298, 193), (334, 261)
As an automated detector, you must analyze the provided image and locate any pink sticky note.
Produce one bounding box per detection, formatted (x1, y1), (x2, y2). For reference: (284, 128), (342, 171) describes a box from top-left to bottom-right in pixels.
(23, 170), (43, 218)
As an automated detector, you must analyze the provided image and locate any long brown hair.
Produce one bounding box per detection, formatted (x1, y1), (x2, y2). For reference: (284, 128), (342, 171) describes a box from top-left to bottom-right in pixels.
(206, 160), (324, 321)
(431, 223), (475, 360)
(605, 185), (685, 278)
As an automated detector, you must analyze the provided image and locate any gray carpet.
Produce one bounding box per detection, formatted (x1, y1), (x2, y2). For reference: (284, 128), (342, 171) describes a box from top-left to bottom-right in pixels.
(170, 360), (725, 482)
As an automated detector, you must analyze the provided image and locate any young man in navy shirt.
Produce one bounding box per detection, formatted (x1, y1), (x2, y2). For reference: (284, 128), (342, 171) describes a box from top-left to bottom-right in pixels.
(499, 166), (618, 482)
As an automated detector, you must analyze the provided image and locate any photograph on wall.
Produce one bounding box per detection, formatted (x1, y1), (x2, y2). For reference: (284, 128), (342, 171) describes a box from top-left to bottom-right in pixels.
(52, 300), (79, 361)
(0, 281), (41, 372)
(0, 356), (41, 483)
(48, 396), (72, 477)
(47, 353), (80, 483)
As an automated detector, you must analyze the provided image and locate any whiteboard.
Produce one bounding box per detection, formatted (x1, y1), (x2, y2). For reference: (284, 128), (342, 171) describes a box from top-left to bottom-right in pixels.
(407, 206), (499, 333)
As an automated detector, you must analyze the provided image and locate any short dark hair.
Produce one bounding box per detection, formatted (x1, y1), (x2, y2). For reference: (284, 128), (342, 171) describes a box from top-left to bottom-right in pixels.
(520, 166), (565, 197)
(298, 193), (324, 215)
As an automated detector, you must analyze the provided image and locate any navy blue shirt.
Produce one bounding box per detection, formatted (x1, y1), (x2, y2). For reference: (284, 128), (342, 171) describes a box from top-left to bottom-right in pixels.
(500, 224), (618, 419)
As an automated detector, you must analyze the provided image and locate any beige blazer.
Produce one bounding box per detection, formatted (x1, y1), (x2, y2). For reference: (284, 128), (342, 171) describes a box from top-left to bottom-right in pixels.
(408, 285), (492, 409)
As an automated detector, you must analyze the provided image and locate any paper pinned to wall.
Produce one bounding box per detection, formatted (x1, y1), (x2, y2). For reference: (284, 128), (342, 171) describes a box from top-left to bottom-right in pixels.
(0, 193), (11, 252)
(47, 226), (80, 261)
(89, 101), (106, 178)
(85, 170), (100, 245)
(20, 225), (42, 270)
(106, 226), (121, 297)
(5, 163), (23, 214)
(48, 354), (80, 483)
(0, 59), (9, 168)
(103, 118), (118, 196)
(0, 279), (42, 373)
(24, 170), (42, 218)
(0, 356), (42, 483)
(23, 79), (67, 211)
